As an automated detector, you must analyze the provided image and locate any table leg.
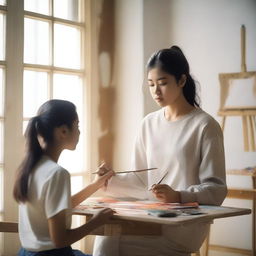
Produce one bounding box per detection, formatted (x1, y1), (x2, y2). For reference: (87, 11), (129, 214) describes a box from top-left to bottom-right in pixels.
(204, 230), (210, 256)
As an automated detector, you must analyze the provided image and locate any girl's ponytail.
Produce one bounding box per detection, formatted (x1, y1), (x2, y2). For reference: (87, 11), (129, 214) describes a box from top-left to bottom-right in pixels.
(183, 74), (200, 107)
(13, 117), (43, 202)
(13, 99), (77, 203)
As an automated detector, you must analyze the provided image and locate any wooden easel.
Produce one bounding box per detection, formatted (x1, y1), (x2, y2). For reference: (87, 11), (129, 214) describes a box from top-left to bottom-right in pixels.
(218, 25), (256, 152)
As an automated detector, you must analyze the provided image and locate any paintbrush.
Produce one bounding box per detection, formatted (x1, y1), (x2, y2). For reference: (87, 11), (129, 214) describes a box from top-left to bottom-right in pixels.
(148, 171), (169, 191)
(92, 167), (157, 175)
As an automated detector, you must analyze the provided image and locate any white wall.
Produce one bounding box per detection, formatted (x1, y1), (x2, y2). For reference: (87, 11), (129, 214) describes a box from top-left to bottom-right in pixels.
(143, 0), (172, 115)
(112, 0), (144, 170)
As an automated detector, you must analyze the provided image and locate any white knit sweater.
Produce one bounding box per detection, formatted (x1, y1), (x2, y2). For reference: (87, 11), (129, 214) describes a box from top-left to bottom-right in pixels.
(93, 108), (227, 256)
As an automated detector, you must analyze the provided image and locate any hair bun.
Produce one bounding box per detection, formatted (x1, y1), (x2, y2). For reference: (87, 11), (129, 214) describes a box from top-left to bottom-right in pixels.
(170, 45), (184, 55)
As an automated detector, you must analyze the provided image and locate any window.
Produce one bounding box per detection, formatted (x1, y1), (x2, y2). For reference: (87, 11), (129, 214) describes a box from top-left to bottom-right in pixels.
(23, 0), (85, 196)
(1, 0), (89, 254)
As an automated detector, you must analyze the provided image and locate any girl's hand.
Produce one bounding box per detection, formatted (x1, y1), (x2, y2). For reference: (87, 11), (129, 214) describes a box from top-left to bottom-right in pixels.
(151, 184), (181, 203)
(91, 207), (115, 226)
(93, 163), (115, 189)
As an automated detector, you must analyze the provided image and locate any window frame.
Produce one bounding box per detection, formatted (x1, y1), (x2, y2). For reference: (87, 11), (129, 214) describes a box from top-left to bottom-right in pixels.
(1, 0), (93, 254)
(23, 4), (86, 179)
(0, 3), (7, 222)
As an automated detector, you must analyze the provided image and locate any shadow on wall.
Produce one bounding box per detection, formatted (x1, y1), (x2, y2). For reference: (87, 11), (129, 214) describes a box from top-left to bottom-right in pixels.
(98, 0), (115, 166)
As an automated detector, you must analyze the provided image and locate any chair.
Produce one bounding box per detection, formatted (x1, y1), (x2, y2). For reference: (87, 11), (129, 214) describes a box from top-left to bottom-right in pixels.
(0, 221), (18, 233)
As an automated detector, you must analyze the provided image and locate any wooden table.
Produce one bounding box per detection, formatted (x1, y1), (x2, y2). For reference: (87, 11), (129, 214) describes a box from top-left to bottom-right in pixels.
(73, 205), (251, 237)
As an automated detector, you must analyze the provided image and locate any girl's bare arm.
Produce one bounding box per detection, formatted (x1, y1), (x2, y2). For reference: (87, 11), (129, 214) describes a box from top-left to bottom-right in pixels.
(48, 208), (113, 248)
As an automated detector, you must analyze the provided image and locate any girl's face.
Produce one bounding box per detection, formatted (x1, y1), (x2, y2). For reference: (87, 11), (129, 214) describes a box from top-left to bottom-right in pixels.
(65, 119), (80, 150)
(147, 67), (185, 107)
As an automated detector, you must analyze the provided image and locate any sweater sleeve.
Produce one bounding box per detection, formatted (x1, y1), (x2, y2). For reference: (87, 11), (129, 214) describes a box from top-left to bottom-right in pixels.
(180, 119), (227, 205)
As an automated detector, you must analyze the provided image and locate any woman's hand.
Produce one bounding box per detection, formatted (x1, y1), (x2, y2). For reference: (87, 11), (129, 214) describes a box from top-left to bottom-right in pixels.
(151, 184), (181, 203)
(90, 207), (115, 226)
(93, 163), (115, 189)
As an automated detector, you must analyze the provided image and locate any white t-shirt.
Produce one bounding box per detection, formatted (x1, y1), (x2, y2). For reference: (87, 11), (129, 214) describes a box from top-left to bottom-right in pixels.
(19, 155), (72, 251)
(94, 108), (227, 256)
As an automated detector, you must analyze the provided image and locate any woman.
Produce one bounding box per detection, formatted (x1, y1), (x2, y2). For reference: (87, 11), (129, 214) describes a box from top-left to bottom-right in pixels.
(93, 46), (227, 256)
(13, 99), (115, 256)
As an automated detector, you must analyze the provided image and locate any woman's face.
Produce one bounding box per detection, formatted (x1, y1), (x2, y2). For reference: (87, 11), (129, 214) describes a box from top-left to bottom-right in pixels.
(147, 67), (185, 107)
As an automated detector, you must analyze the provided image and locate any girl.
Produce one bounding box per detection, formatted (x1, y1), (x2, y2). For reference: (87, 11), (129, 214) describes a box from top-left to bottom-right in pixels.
(93, 46), (227, 256)
(13, 99), (115, 256)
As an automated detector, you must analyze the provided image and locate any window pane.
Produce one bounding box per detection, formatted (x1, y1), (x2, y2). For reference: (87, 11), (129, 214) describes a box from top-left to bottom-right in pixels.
(53, 73), (83, 117)
(0, 13), (6, 61)
(0, 0), (6, 6)
(54, 0), (80, 22)
(54, 24), (81, 69)
(70, 176), (83, 195)
(54, 73), (83, 173)
(0, 122), (3, 163)
(0, 68), (4, 116)
(24, 18), (50, 65)
(58, 132), (84, 173)
(23, 70), (48, 117)
(25, 0), (50, 15)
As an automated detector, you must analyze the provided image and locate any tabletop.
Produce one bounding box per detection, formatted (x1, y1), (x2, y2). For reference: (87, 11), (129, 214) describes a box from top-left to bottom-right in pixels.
(73, 203), (251, 236)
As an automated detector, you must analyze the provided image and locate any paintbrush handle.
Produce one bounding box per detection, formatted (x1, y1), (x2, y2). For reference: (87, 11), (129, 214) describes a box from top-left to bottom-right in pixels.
(157, 172), (168, 184)
(148, 171), (169, 191)
(115, 168), (157, 174)
(92, 167), (157, 175)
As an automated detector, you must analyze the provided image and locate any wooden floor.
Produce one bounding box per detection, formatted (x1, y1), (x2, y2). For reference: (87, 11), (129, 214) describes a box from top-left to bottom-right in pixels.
(209, 246), (252, 256)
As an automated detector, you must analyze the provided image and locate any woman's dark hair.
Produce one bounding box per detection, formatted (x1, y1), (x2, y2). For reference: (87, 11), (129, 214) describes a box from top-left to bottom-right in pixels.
(146, 45), (200, 107)
(13, 99), (78, 203)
